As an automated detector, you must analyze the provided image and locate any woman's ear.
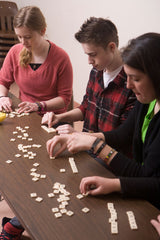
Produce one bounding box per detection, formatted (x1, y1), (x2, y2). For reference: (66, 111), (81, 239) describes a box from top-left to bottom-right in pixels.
(40, 28), (46, 36)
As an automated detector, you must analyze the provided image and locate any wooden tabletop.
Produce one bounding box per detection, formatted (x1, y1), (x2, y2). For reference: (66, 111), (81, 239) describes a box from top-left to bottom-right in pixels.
(0, 94), (159, 240)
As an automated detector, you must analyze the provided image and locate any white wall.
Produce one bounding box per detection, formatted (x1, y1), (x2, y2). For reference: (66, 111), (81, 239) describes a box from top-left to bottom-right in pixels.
(4, 0), (160, 103)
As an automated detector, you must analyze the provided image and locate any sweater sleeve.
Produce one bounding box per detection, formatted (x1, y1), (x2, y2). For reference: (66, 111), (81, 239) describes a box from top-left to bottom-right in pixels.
(103, 102), (136, 155)
(106, 101), (160, 178)
(79, 70), (93, 116)
(120, 177), (160, 209)
(104, 102), (160, 209)
(0, 45), (17, 89)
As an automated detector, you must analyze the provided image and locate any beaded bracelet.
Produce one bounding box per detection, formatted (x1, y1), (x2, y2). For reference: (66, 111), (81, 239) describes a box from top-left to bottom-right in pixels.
(90, 138), (103, 154)
(96, 142), (106, 155)
(105, 148), (115, 161)
(40, 101), (47, 111)
(35, 102), (42, 112)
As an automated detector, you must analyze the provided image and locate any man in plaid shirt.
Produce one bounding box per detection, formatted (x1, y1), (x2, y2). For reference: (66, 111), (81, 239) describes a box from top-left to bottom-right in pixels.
(42, 17), (136, 133)
(80, 67), (135, 132)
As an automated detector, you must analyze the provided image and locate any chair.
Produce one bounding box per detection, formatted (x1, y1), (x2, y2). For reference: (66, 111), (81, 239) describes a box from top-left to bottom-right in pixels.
(0, 1), (18, 68)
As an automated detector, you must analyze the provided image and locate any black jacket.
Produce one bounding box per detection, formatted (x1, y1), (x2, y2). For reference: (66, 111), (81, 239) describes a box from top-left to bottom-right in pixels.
(104, 101), (160, 209)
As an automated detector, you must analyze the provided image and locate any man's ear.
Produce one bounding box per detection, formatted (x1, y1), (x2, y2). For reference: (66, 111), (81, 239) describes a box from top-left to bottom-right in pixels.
(108, 42), (116, 51)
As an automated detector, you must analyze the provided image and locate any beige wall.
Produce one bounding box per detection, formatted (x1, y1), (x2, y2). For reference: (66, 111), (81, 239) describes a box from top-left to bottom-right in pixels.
(4, 0), (160, 103)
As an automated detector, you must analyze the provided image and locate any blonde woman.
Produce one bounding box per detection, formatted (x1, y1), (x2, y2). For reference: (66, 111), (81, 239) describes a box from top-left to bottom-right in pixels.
(0, 6), (73, 115)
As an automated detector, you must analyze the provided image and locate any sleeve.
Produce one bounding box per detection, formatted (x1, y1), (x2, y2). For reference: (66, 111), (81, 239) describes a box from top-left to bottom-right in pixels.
(103, 102), (137, 154)
(0, 47), (15, 89)
(120, 89), (137, 124)
(79, 70), (94, 116)
(120, 177), (160, 209)
(56, 53), (73, 109)
(103, 101), (160, 208)
(108, 113), (160, 178)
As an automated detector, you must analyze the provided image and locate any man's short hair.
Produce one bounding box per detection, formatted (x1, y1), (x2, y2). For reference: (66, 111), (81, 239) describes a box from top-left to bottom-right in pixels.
(75, 17), (119, 48)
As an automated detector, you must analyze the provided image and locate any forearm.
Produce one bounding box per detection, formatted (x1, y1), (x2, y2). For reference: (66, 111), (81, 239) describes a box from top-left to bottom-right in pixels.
(98, 144), (117, 164)
(56, 108), (84, 123)
(79, 132), (105, 141)
(88, 132), (105, 141)
(44, 96), (65, 111)
(0, 84), (9, 96)
(91, 138), (117, 165)
(114, 179), (121, 192)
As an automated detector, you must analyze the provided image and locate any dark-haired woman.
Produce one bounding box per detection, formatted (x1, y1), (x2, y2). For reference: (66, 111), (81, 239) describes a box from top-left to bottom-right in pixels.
(47, 33), (160, 211)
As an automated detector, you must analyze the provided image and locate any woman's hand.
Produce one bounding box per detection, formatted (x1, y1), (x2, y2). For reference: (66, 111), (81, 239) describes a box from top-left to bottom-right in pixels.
(46, 134), (70, 157)
(17, 102), (38, 113)
(46, 132), (97, 157)
(80, 176), (121, 196)
(56, 124), (76, 135)
(67, 132), (97, 154)
(0, 97), (12, 112)
(151, 215), (160, 236)
(41, 112), (59, 128)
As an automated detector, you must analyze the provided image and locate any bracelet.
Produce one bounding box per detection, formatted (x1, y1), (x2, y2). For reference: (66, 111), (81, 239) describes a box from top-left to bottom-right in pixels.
(105, 148), (115, 161)
(35, 102), (42, 112)
(96, 142), (106, 155)
(40, 101), (47, 111)
(90, 138), (103, 154)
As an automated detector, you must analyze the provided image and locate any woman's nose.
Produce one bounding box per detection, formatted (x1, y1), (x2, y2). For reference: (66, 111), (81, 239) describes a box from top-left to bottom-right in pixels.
(126, 78), (133, 89)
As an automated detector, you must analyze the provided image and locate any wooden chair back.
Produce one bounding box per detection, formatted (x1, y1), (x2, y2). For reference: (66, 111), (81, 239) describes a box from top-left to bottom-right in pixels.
(0, 1), (18, 68)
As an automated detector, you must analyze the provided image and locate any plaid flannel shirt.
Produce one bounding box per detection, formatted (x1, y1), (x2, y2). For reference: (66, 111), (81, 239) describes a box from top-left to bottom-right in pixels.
(79, 67), (136, 132)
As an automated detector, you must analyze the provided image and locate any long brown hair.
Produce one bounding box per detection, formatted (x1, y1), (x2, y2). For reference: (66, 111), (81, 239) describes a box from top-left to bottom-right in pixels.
(13, 6), (47, 67)
(121, 33), (160, 100)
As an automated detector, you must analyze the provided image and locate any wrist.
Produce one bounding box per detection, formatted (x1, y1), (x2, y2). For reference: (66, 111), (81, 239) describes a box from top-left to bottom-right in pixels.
(35, 101), (47, 112)
(94, 144), (117, 165)
(103, 147), (117, 165)
(35, 102), (42, 112)
(40, 101), (47, 111)
(57, 113), (65, 122)
(95, 142), (106, 155)
(113, 179), (121, 192)
(90, 138), (103, 154)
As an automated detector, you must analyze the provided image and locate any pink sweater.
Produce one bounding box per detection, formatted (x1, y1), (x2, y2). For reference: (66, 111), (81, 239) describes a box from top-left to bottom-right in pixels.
(0, 41), (73, 113)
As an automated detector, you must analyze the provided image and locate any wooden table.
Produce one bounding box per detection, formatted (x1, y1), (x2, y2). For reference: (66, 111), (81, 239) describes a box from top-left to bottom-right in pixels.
(0, 94), (159, 240)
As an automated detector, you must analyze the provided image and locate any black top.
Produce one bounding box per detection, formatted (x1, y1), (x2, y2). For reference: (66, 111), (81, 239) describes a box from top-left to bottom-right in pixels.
(104, 101), (160, 209)
(29, 63), (41, 71)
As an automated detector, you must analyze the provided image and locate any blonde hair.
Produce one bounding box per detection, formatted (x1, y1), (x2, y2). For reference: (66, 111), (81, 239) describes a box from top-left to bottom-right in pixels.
(13, 6), (47, 67)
